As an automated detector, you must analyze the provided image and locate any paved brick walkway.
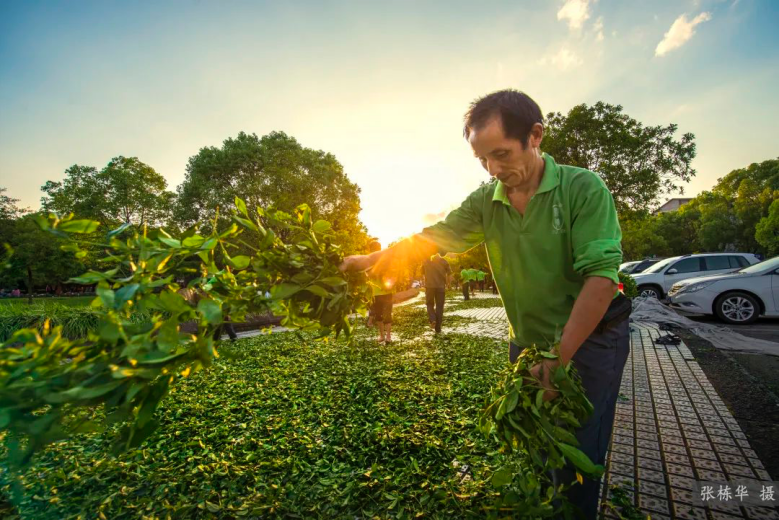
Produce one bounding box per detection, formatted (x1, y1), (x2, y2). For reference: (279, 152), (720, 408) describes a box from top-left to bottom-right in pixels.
(438, 302), (778, 519)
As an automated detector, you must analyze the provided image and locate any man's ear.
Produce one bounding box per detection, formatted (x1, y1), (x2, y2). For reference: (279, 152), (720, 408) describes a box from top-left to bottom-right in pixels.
(528, 123), (544, 149)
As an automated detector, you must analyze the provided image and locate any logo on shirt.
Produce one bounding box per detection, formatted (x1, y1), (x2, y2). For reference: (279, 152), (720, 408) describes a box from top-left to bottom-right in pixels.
(552, 204), (564, 234)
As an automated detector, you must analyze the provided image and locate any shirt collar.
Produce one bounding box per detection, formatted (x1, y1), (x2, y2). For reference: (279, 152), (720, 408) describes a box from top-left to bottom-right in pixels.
(492, 153), (560, 206)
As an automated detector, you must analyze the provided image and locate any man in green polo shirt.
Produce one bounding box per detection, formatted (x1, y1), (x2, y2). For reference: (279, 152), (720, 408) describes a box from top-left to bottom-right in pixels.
(459, 266), (472, 300)
(476, 269), (486, 292)
(341, 89), (629, 519)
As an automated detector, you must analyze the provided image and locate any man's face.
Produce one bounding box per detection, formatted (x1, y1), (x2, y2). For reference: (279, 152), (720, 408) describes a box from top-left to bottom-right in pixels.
(468, 116), (543, 189)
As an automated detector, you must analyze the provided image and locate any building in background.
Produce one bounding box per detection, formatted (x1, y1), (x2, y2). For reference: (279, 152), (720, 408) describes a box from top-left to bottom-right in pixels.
(654, 198), (693, 214)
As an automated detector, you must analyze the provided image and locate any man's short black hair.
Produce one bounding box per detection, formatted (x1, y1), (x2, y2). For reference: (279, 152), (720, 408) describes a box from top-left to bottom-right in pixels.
(463, 89), (544, 147)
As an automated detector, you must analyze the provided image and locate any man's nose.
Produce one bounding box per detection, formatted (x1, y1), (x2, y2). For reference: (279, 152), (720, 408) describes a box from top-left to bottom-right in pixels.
(486, 159), (500, 177)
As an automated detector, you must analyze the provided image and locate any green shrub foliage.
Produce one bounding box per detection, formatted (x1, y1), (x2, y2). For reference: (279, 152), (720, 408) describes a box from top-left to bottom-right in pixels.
(0, 199), (369, 466)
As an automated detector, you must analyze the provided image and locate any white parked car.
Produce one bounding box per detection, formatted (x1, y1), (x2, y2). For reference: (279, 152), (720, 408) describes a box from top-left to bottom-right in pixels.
(630, 253), (761, 299)
(668, 256), (779, 324)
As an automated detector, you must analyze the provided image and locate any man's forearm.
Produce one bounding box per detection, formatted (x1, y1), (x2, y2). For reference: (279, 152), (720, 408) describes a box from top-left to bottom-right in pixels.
(373, 235), (439, 274)
(558, 276), (617, 364)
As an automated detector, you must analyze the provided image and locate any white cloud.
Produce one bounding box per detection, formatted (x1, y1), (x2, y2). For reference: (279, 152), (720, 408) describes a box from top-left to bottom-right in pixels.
(655, 12), (712, 57)
(593, 16), (604, 41)
(539, 47), (583, 70)
(557, 0), (593, 31)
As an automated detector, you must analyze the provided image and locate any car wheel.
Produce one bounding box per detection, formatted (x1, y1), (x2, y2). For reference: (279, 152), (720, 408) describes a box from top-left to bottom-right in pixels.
(638, 286), (662, 299)
(715, 292), (760, 325)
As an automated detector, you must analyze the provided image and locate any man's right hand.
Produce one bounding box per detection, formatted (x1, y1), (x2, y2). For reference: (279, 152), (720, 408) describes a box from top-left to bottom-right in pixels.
(339, 254), (375, 272)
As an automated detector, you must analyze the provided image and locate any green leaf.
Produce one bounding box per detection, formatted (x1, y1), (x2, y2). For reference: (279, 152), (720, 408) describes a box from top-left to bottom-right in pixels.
(504, 390), (519, 414)
(58, 219), (100, 234)
(44, 381), (125, 404)
(557, 443), (603, 476)
(108, 222), (133, 237)
(552, 426), (579, 446)
(182, 235), (205, 248)
(235, 197), (248, 217)
(233, 216), (259, 233)
(158, 237), (182, 248)
(197, 299), (222, 325)
(319, 276), (346, 287)
(271, 283), (301, 300)
(200, 237), (217, 250)
(71, 271), (112, 284)
(535, 389), (545, 410)
(97, 287), (115, 308)
(312, 220), (331, 233)
(304, 285), (330, 298)
(227, 255), (250, 270)
(491, 467), (513, 488)
(114, 284), (140, 307)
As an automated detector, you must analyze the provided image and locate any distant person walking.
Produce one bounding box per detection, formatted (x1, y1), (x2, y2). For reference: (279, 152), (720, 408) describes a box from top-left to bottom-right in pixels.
(459, 266), (472, 300)
(423, 254), (451, 333)
(367, 241), (394, 344)
(476, 269), (486, 292)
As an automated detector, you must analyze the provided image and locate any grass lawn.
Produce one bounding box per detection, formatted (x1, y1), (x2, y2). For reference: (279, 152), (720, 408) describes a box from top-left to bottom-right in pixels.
(0, 296), (93, 309)
(1, 298), (515, 519)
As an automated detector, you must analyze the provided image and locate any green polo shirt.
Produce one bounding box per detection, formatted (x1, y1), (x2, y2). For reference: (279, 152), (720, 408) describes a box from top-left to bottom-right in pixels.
(476, 270), (486, 281)
(417, 153), (622, 347)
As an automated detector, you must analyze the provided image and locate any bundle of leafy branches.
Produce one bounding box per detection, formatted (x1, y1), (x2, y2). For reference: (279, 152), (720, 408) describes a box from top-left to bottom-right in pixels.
(0, 199), (371, 466)
(480, 343), (603, 518)
(617, 272), (638, 298)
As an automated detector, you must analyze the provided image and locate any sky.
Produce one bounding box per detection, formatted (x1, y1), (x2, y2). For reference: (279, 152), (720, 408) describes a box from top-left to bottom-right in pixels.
(1, 0), (778, 246)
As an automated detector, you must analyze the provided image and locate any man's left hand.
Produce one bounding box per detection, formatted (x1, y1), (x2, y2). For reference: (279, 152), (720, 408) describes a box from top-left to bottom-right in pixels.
(528, 358), (561, 402)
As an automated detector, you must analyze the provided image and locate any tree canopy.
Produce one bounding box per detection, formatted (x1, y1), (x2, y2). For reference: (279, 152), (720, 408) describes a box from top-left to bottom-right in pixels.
(619, 158), (779, 260)
(41, 157), (175, 229)
(543, 102), (696, 213)
(175, 131), (371, 254)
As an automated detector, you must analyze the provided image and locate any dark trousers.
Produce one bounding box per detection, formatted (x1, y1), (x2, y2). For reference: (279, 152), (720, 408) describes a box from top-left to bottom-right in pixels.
(213, 318), (238, 341)
(462, 283), (470, 300)
(425, 288), (446, 333)
(510, 319), (630, 520)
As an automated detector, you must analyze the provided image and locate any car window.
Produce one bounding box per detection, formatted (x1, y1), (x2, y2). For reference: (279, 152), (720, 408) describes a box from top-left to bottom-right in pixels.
(728, 256), (742, 268)
(738, 255), (779, 274)
(736, 256), (750, 267)
(645, 257), (678, 273)
(705, 256), (731, 270)
(668, 257), (702, 274)
(636, 261), (652, 271)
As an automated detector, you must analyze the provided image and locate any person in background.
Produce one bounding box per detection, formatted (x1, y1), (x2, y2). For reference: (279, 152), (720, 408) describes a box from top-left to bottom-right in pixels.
(459, 266), (471, 300)
(367, 241), (394, 344)
(476, 269), (486, 292)
(423, 253), (451, 333)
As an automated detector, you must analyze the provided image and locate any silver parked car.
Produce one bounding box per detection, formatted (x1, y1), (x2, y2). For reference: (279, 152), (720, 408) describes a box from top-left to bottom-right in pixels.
(668, 256), (779, 324)
(630, 252), (761, 299)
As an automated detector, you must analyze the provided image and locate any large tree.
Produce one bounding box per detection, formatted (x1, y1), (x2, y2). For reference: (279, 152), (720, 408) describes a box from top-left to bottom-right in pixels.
(713, 159), (779, 253)
(175, 131), (371, 254)
(0, 214), (89, 302)
(543, 102), (696, 213)
(619, 211), (669, 261)
(41, 157), (175, 228)
(756, 199), (779, 256)
(0, 187), (26, 220)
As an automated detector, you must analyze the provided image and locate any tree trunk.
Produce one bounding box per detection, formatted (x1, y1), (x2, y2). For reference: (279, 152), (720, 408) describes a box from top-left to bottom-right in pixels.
(27, 265), (33, 305)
